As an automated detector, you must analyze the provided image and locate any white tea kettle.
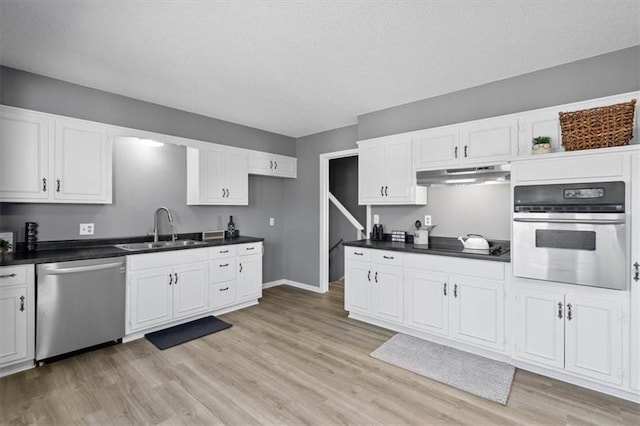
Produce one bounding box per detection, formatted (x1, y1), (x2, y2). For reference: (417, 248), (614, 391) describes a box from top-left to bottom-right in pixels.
(458, 234), (489, 250)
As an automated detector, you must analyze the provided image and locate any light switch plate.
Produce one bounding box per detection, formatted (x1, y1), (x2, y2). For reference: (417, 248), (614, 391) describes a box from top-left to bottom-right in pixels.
(424, 215), (432, 226)
(373, 214), (380, 225)
(79, 223), (94, 235)
(269, 217), (275, 226)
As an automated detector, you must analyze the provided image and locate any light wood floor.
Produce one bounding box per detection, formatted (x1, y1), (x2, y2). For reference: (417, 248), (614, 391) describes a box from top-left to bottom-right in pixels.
(1, 281), (639, 425)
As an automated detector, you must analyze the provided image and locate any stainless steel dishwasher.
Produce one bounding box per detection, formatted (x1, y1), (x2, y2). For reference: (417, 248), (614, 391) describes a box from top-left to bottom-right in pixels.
(36, 257), (126, 361)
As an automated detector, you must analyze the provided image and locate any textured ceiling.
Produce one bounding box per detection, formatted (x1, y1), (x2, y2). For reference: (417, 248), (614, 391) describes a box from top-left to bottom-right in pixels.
(1, 1), (639, 138)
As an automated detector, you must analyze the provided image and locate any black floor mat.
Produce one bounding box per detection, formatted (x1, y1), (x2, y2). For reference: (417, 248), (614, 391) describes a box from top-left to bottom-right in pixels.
(145, 316), (232, 350)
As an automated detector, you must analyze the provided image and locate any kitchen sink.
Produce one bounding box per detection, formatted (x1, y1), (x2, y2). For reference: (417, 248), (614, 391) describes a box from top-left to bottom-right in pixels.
(114, 239), (207, 251)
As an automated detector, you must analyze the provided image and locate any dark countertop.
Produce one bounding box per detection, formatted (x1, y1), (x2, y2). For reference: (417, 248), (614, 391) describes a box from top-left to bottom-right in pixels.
(0, 234), (264, 266)
(344, 236), (510, 263)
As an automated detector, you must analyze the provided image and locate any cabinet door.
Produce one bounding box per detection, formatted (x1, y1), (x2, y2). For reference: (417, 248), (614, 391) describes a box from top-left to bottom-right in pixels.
(54, 119), (111, 203)
(404, 269), (449, 335)
(564, 294), (623, 386)
(247, 151), (274, 175)
(371, 265), (404, 324)
(512, 288), (564, 369)
(344, 260), (371, 315)
(173, 262), (209, 320)
(631, 153), (640, 391)
(413, 127), (460, 170)
(272, 155), (297, 178)
(0, 286), (28, 366)
(223, 150), (249, 204)
(0, 108), (50, 201)
(459, 118), (517, 165)
(358, 143), (386, 204)
(237, 254), (262, 302)
(129, 267), (173, 331)
(383, 137), (414, 202)
(201, 148), (226, 202)
(450, 277), (505, 351)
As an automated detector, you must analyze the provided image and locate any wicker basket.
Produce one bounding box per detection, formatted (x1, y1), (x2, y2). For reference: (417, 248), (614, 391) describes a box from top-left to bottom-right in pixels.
(559, 99), (636, 151)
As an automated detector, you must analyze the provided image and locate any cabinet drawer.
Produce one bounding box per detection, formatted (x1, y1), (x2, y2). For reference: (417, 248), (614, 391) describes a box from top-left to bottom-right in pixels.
(405, 253), (504, 281)
(128, 248), (208, 271)
(210, 245), (236, 259)
(237, 242), (262, 256)
(345, 247), (371, 262)
(372, 250), (403, 267)
(0, 265), (29, 287)
(210, 282), (237, 310)
(210, 259), (237, 284)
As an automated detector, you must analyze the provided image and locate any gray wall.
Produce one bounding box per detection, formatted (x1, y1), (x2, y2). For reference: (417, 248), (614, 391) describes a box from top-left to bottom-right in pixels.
(329, 156), (364, 281)
(0, 67), (295, 283)
(372, 184), (511, 241)
(1, 67), (295, 156)
(282, 126), (358, 287)
(358, 46), (640, 140)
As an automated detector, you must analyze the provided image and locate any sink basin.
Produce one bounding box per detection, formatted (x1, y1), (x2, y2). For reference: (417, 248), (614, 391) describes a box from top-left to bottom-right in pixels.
(114, 240), (207, 251)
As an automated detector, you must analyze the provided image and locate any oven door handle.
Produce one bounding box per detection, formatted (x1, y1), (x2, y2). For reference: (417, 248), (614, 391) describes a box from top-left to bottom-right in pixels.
(513, 218), (626, 225)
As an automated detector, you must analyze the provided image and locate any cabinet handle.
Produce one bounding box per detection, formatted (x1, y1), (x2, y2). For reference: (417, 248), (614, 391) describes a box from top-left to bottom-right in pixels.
(557, 302), (563, 319)
(19, 295), (25, 312)
(220, 287), (229, 291)
(0, 273), (17, 279)
(222, 188), (226, 198)
(220, 263), (229, 268)
(274, 161), (278, 170)
(453, 284), (458, 298)
(443, 282), (447, 296)
(384, 186), (388, 197)
(239, 263), (243, 273)
(42, 177), (47, 192)
(567, 303), (573, 321)
(464, 145), (468, 158)
(380, 186), (384, 196)
(174, 273), (178, 284)
(374, 271), (378, 283)
(354, 252), (363, 256)
(220, 250), (229, 254)
(270, 160), (273, 169)
(454, 146), (458, 159)
(56, 179), (61, 192)
(383, 255), (394, 260)
(367, 270), (371, 282)
(169, 273), (173, 285)
(246, 247), (255, 251)
(634, 262), (639, 282)
(226, 189), (230, 198)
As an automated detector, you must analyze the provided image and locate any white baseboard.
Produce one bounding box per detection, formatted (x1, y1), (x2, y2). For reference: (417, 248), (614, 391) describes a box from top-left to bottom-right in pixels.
(263, 279), (324, 293)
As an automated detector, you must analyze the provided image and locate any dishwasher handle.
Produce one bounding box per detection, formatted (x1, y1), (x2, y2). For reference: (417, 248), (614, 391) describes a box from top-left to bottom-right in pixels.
(40, 261), (124, 275)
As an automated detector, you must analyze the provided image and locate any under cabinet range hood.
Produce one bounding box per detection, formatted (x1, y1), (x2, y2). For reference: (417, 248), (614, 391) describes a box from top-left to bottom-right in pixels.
(416, 164), (510, 185)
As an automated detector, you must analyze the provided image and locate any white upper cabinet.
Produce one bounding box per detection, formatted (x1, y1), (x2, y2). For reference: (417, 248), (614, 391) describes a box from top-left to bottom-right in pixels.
(0, 108), (50, 201)
(187, 145), (249, 205)
(413, 117), (517, 170)
(248, 151), (297, 178)
(459, 117), (518, 165)
(0, 106), (112, 204)
(359, 135), (426, 205)
(53, 119), (111, 202)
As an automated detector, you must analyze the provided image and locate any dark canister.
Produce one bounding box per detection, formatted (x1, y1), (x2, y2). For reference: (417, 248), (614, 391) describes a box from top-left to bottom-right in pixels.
(25, 222), (38, 252)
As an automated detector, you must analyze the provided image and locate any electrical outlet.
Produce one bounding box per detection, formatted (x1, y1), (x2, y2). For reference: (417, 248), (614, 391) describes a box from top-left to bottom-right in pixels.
(269, 217), (275, 226)
(424, 215), (432, 226)
(373, 214), (380, 225)
(79, 223), (94, 235)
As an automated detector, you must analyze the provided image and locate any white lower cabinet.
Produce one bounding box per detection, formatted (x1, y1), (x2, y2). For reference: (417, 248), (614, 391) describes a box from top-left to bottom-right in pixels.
(209, 242), (263, 309)
(127, 249), (209, 332)
(344, 248), (404, 324)
(513, 283), (626, 386)
(237, 253), (262, 302)
(345, 248), (506, 352)
(0, 265), (35, 376)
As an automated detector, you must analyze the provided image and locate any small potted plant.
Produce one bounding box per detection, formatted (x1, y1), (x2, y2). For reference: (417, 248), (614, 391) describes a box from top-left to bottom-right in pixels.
(0, 238), (11, 262)
(532, 136), (552, 154)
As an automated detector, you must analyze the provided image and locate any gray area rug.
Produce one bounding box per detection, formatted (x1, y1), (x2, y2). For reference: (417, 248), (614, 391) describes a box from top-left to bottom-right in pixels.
(370, 334), (515, 405)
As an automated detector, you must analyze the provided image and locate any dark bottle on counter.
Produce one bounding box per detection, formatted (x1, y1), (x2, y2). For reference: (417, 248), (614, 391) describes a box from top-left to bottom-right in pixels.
(25, 222), (38, 252)
(226, 215), (236, 239)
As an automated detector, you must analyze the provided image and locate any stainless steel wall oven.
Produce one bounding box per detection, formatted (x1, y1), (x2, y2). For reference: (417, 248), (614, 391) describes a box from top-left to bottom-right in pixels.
(513, 181), (627, 290)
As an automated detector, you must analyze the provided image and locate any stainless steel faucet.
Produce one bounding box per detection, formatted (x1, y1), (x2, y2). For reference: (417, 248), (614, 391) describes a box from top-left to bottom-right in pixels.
(153, 207), (175, 242)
